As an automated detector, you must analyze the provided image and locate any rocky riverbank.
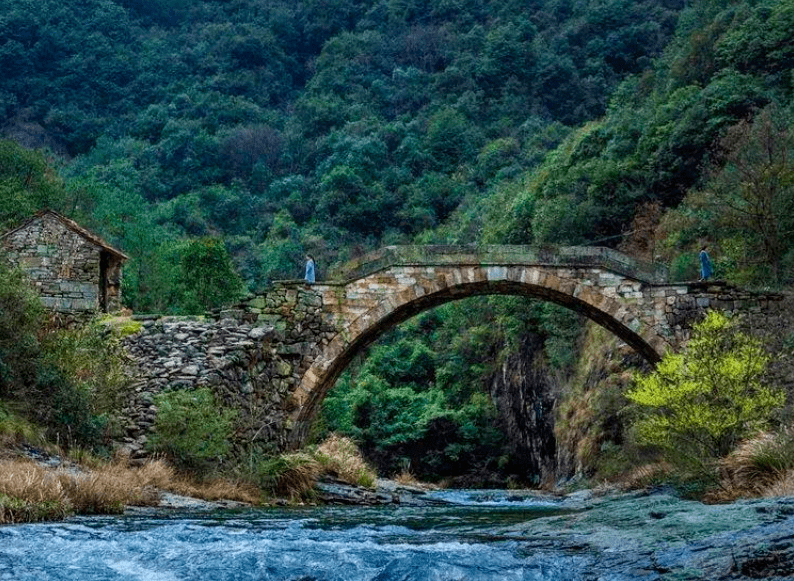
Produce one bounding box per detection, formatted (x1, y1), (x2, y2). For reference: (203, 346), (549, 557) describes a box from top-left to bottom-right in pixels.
(501, 488), (794, 580)
(127, 480), (794, 579)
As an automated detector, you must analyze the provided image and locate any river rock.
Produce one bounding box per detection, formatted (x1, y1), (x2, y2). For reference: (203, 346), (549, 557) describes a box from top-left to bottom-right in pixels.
(504, 490), (794, 580)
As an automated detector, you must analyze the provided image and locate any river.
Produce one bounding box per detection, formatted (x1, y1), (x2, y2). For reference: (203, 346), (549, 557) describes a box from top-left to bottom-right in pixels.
(2, 489), (794, 580)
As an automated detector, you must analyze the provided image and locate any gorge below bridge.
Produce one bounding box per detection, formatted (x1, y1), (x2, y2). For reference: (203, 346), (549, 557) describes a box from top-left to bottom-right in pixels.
(120, 245), (781, 459)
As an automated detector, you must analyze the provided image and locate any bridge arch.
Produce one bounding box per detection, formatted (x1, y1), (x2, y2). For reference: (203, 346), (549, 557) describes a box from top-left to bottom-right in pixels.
(119, 245), (780, 458)
(289, 261), (672, 445)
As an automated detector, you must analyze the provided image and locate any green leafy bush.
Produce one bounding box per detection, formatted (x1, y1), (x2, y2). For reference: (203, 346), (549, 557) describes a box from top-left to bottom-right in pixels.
(31, 365), (107, 450)
(41, 318), (134, 417)
(148, 388), (237, 473)
(627, 311), (784, 478)
(0, 260), (44, 399)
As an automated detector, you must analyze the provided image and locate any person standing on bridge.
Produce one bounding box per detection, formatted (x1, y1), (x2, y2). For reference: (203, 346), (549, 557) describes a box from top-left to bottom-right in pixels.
(305, 254), (316, 283)
(699, 245), (713, 281)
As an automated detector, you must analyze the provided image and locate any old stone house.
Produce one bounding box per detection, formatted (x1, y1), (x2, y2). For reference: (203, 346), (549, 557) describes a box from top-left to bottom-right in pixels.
(1, 210), (128, 318)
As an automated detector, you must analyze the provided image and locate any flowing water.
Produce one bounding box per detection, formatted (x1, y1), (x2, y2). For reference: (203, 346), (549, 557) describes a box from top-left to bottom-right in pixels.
(0, 490), (594, 581)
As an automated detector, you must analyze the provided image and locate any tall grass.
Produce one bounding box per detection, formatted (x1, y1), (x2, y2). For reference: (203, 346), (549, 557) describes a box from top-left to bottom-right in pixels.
(0, 456), (262, 523)
(254, 435), (378, 501)
(0, 460), (70, 523)
(715, 430), (794, 501)
(255, 452), (321, 500)
(132, 459), (261, 504)
(314, 434), (377, 489)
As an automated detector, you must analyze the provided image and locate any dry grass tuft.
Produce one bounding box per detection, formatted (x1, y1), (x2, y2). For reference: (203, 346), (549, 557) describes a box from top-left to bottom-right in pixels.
(256, 452), (322, 500)
(615, 462), (672, 490)
(393, 469), (438, 489)
(0, 454), (261, 523)
(315, 434), (377, 489)
(762, 469), (794, 498)
(0, 459), (70, 523)
(718, 431), (794, 500)
(393, 469), (422, 487)
(171, 478), (261, 504)
(276, 453), (322, 498)
(57, 467), (157, 514)
(95, 458), (261, 505)
(0, 459), (67, 504)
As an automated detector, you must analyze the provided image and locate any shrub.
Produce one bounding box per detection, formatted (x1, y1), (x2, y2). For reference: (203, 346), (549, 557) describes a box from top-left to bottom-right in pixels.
(30, 364), (107, 450)
(41, 317), (135, 417)
(627, 311), (784, 480)
(147, 388), (237, 474)
(0, 260), (44, 399)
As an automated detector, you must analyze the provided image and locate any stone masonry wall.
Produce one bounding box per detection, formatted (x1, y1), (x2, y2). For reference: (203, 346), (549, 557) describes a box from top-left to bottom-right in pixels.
(120, 285), (335, 460)
(2, 213), (101, 315)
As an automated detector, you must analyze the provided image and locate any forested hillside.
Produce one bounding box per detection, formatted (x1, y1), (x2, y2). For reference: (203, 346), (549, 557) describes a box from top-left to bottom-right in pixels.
(2, 0), (793, 483)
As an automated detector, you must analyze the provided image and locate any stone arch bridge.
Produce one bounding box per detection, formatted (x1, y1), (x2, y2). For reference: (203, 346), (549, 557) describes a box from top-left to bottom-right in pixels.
(121, 245), (779, 456)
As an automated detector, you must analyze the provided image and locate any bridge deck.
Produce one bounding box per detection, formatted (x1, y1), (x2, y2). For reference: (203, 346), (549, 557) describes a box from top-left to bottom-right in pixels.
(321, 245), (670, 285)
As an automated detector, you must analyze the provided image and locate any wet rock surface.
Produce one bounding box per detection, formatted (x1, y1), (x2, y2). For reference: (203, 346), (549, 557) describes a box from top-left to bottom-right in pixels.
(503, 489), (794, 580)
(315, 477), (449, 506)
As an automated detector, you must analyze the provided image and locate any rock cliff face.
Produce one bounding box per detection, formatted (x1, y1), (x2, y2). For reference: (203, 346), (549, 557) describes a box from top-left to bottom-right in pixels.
(487, 333), (557, 485)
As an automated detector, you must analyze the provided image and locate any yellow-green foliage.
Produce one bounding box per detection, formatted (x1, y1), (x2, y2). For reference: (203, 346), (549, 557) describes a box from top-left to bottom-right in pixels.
(627, 311), (784, 472)
(97, 315), (143, 338)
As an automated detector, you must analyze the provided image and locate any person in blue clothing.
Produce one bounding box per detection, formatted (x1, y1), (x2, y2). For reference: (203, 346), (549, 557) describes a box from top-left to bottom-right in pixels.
(304, 254), (316, 283)
(699, 245), (713, 281)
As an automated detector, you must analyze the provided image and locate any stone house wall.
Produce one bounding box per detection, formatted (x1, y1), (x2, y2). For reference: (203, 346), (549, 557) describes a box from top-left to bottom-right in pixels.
(1, 211), (126, 319)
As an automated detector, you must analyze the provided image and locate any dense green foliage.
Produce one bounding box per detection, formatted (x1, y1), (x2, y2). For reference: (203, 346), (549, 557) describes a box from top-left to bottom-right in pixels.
(321, 297), (580, 480)
(148, 388), (238, 473)
(488, 0), (794, 285)
(0, 261), (43, 399)
(627, 311), (784, 476)
(0, 265), (129, 450)
(1, 0), (684, 304)
(2, 0), (794, 483)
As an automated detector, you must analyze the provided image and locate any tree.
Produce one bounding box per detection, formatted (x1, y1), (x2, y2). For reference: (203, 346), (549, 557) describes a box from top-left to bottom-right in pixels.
(0, 261), (44, 398)
(177, 237), (245, 314)
(626, 311), (784, 476)
(699, 105), (794, 282)
(0, 140), (68, 229)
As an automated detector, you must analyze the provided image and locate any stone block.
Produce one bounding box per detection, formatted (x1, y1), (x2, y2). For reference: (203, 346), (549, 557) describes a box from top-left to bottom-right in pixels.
(486, 266), (508, 281)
